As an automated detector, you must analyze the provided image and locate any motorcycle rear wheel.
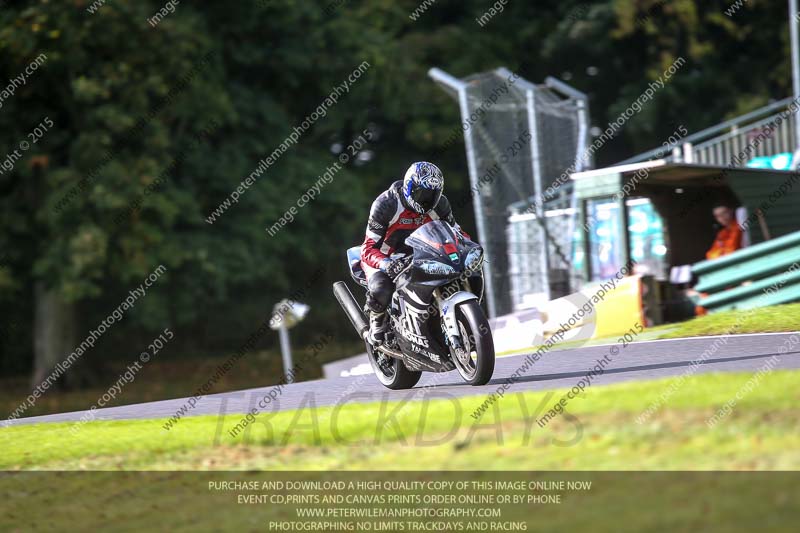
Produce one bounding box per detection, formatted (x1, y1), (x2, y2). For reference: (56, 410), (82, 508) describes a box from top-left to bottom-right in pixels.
(365, 342), (422, 390)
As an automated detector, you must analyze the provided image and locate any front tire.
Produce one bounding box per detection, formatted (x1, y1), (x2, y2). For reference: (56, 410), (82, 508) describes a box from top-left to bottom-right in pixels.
(365, 342), (422, 390)
(451, 301), (495, 386)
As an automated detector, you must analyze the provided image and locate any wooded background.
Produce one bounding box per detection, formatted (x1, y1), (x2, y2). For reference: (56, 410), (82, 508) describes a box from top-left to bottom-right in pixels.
(0, 0), (792, 389)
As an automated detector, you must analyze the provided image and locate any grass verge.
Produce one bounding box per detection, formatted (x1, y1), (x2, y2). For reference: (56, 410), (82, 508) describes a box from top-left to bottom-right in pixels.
(649, 302), (800, 338)
(2, 369), (798, 470)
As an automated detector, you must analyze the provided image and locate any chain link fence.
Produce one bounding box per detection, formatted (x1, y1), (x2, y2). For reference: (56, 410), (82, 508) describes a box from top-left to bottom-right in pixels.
(430, 67), (590, 316)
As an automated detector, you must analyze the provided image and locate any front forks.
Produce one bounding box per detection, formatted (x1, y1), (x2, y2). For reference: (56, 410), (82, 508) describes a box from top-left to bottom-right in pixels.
(435, 287), (477, 351)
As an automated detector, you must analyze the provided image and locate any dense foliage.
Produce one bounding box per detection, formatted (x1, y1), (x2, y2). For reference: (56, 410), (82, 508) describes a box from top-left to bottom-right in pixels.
(0, 0), (793, 381)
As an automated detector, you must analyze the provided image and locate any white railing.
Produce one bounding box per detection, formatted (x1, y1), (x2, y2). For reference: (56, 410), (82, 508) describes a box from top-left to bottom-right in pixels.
(620, 97), (798, 168)
(690, 111), (797, 166)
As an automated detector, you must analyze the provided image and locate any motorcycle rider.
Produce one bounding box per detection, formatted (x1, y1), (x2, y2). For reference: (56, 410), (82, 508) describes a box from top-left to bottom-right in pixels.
(360, 161), (469, 345)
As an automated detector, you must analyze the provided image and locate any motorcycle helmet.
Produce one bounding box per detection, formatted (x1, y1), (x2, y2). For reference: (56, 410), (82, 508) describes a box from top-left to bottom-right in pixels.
(402, 161), (444, 214)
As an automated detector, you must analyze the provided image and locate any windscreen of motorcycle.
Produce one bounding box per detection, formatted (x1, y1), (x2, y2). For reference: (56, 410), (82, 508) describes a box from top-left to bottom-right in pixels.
(405, 220), (465, 264)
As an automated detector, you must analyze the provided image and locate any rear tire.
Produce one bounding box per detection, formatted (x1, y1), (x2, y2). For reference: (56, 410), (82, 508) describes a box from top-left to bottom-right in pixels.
(451, 301), (495, 386)
(365, 342), (422, 390)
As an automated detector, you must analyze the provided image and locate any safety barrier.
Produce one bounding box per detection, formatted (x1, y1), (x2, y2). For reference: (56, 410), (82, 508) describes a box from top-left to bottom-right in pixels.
(693, 230), (800, 312)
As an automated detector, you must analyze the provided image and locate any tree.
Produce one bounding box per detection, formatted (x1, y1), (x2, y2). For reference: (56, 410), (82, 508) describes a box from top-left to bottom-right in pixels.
(0, 1), (227, 385)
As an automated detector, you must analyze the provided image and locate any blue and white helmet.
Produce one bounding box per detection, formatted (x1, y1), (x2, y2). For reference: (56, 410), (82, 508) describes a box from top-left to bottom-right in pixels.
(402, 161), (444, 213)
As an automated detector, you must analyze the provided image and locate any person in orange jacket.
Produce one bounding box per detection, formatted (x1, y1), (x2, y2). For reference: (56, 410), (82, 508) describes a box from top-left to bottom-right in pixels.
(706, 205), (742, 260)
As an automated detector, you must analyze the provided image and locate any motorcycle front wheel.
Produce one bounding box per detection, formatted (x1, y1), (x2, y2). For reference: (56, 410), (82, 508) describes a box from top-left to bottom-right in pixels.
(451, 301), (495, 386)
(365, 342), (422, 390)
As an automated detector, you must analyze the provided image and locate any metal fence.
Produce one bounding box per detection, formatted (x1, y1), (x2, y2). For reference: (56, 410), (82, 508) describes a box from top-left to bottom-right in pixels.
(430, 67), (590, 316)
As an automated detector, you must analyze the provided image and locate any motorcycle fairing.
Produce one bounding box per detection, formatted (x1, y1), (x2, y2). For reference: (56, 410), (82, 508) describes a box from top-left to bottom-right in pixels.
(390, 290), (453, 371)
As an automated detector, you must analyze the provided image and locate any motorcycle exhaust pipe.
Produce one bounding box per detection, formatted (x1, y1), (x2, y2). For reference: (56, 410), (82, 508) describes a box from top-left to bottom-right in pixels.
(333, 281), (368, 339)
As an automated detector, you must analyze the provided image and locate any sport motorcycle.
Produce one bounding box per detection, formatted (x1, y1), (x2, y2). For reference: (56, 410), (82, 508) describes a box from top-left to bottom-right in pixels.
(333, 220), (495, 389)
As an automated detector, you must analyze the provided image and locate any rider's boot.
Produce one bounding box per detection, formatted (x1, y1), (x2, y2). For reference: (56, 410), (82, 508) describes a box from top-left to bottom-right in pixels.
(368, 310), (389, 345)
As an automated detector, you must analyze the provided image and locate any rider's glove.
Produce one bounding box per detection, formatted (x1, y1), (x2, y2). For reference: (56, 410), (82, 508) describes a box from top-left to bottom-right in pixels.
(383, 257), (412, 279)
(378, 258), (393, 272)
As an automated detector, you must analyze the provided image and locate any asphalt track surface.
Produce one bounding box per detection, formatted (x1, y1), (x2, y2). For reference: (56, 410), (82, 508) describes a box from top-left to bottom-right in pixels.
(5, 332), (799, 427)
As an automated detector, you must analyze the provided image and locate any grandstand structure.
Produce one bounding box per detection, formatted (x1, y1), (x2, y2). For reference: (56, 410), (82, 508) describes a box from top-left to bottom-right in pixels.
(431, 65), (800, 319)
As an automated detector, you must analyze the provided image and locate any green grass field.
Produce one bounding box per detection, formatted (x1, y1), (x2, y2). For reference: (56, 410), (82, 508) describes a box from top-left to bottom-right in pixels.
(650, 302), (800, 338)
(2, 370), (798, 471)
(2, 304), (797, 473)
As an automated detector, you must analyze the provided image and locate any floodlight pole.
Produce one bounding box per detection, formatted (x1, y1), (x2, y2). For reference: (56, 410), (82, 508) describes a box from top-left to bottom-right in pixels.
(278, 324), (294, 384)
(791, 0), (800, 156)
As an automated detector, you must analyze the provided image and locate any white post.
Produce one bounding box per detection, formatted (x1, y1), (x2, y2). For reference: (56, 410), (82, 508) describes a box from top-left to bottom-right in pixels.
(682, 142), (694, 163)
(458, 87), (498, 318)
(279, 324), (294, 384)
(526, 87), (552, 301)
(429, 68), (498, 318)
(790, 0), (800, 158)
